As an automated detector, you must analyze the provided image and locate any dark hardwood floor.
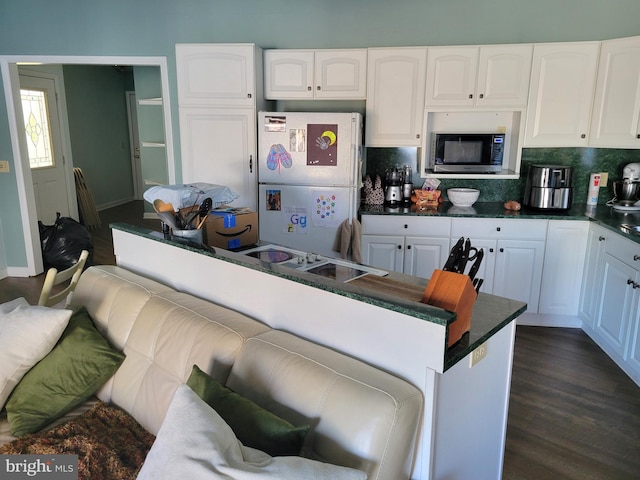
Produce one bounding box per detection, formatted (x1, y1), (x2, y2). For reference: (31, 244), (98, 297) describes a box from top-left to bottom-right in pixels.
(1, 201), (639, 479)
(504, 327), (640, 479)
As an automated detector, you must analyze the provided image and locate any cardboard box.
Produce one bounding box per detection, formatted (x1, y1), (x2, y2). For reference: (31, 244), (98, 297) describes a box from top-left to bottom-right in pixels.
(204, 208), (258, 250)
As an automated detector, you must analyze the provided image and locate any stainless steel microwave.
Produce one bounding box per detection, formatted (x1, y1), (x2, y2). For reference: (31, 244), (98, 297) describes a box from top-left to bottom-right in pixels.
(430, 132), (505, 173)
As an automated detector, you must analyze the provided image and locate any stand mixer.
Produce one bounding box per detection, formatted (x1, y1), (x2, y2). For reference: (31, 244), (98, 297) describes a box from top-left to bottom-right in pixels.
(610, 163), (640, 211)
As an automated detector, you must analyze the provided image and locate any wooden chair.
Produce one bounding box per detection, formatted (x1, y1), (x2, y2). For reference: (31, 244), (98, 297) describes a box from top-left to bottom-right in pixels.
(38, 250), (90, 308)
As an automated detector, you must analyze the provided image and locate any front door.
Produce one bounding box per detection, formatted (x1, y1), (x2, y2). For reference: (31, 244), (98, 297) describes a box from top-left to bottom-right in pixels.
(20, 73), (71, 224)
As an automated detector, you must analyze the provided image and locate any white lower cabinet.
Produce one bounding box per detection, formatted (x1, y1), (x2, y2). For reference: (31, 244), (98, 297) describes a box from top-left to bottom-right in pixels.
(451, 218), (547, 313)
(538, 220), (589, 318)
(361, 216), (451, 279)
(579, 223), (608, 328)
(581, 223), (640, 386)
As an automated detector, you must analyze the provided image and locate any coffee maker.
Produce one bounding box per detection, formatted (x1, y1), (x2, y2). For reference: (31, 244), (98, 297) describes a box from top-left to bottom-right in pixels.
(611, 162), (640, 211)
(384, 168), (403, 205)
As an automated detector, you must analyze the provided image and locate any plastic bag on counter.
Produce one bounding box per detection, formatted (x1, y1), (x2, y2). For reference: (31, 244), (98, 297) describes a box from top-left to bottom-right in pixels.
(39, 213), (94, 271)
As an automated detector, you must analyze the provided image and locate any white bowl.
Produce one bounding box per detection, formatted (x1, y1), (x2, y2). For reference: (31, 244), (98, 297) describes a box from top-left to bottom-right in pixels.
(447, 188), (480, 207)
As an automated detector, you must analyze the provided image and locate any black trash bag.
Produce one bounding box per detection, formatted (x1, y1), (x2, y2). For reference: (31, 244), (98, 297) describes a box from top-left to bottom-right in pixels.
(39, 213), (94, 271)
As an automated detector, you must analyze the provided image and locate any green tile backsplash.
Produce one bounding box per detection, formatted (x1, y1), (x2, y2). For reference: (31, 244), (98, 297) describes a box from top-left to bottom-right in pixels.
(364, 147), (640, 204)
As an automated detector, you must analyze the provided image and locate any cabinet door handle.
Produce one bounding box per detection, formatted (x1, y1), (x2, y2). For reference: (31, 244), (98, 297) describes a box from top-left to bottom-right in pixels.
(404, 224), (408, 229)
(397, 245), (402, 250)
(489, 248), (494, 253)
(496, 227), (501, 232)
(307, 86), (312, 91)
(415, 134), (420, 139)
(468, 94), (473, 99)
(599, 236), (606, 241)
(407, 245), (412, 250)
(581, 134), (586, 138)
(247, 93), (252, 99)
(479, 93), (484, 99)
(317, 86), (321, 91)
(249, 155), (253, 174)
(499, 248), (504, 253)
(634, 255), (640, 261)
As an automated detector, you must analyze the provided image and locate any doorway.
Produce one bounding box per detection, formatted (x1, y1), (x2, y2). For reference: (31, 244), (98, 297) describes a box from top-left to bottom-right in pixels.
(0, 55), (175, 276)
(19, 71), (72, 224)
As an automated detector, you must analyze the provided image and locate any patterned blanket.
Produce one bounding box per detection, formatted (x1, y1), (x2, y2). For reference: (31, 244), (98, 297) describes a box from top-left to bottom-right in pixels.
(0, 402), (155, 480)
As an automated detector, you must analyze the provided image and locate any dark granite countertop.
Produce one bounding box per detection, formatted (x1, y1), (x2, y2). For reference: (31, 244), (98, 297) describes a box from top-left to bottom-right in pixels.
(111, 222), (526, 372)
(360, 202), (640, 245)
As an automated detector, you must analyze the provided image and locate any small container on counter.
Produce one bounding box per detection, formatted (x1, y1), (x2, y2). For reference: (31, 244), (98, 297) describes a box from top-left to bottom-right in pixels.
(586, 173), (601, 206)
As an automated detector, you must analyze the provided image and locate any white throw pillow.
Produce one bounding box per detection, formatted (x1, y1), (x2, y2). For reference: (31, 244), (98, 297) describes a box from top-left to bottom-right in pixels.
(0, 297), (29, 314)
(0, 300), (73, 409)
(137, 384), (367, 480)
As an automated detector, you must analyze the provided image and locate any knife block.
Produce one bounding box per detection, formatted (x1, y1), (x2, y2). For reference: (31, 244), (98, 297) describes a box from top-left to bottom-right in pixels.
(421, 269), (477, 347)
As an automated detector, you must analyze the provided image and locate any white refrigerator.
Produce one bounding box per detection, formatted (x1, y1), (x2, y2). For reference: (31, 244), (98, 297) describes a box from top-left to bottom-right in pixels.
(257, 111), (362, 258)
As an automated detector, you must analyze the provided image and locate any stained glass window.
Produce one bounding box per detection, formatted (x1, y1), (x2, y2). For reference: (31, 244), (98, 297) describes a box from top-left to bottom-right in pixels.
(21, 88), (54, 169)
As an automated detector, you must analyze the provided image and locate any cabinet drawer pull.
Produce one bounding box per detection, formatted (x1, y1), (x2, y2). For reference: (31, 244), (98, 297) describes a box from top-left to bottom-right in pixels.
(404, 224), (408, 229)
(496, 227), (501, 232)
(499, 248), (504, 253)
(599, 236), (606, 241)
(634, 255), (640, 261)
(581, 133), (586, 138)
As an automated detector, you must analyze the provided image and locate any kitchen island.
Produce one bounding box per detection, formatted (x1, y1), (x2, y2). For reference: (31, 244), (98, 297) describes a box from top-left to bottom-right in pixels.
(110, 222), (526, 480)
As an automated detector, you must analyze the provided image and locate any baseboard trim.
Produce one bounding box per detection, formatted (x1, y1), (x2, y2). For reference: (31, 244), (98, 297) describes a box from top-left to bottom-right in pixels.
(517, 312), (582, 328)
(97, 196), (137, 211)
(6, 266), (33, 278)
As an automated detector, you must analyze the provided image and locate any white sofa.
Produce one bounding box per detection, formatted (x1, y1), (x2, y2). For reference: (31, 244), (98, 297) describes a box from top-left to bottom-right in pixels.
(0, 265), (423, 479)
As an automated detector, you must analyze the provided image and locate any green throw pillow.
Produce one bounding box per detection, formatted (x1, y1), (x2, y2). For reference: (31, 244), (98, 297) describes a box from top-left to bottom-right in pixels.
(6, 308), (125, 436)
(186, 365), (310, 456)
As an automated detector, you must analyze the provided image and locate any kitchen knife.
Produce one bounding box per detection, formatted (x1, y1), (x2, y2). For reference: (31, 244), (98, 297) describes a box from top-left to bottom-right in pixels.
(456, 238), (472, 274)
(467, 248), (484, 281)
(443, 237), (464, 271)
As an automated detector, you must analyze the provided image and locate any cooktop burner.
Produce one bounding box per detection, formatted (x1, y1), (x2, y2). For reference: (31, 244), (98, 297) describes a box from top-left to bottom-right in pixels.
(305, 263), (371, 283)
(240, 244), (388, 282)
(244, 248), (294, 263)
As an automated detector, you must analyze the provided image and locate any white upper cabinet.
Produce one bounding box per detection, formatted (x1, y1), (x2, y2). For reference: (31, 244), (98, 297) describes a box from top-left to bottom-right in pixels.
(366, 47), (427, 147)
(176, 43), (258, 107)
(524, 42), (600, 147)
(264, 49), (367, 100)
(425, 44), (532, 108)
(590, 35), (640, 148)
(425, 46), (478, 107)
